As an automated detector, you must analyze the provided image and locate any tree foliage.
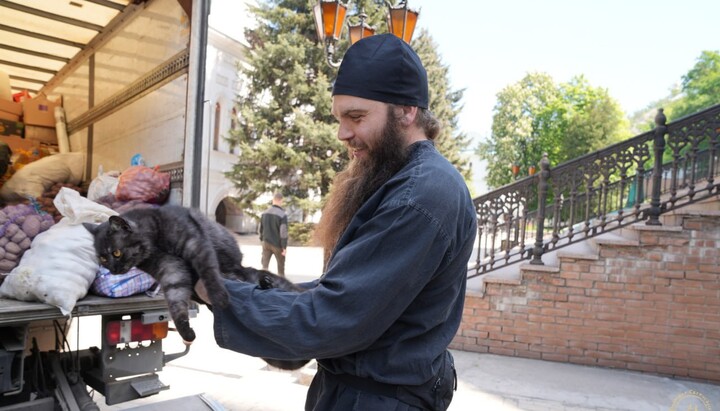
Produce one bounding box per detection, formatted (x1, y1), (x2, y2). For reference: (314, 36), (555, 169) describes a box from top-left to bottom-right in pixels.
(664, 50), (720, 121)
(225, 0), (470, 218)
(629, 50), (720, 133)
(477, 73), (630, 189)
(413, 31), (472, 181)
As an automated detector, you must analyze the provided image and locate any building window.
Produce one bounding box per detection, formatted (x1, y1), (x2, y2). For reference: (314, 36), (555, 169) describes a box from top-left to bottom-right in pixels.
(213, 102), (221, 151)
(230, 108), (239, 155)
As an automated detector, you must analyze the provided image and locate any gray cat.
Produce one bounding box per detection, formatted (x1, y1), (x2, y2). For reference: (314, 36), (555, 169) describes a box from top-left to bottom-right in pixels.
(83, 205), (308, 370)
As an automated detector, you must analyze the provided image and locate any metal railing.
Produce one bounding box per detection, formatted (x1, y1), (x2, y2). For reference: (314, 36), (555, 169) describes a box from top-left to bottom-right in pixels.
(469, 104), (720, 278)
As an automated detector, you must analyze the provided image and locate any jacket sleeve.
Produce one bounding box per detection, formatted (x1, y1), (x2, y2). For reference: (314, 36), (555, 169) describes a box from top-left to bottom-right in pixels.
(280, 215), (288, 249)
(258, 213), (264, 241)
(212, 202), (451, 360)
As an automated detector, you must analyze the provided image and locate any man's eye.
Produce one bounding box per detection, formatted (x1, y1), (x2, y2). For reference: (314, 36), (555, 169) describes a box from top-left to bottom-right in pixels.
(112, 250), (122, 258)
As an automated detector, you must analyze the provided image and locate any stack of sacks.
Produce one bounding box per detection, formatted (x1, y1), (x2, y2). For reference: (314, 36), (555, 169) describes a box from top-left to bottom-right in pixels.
(0, 188), (117, 315)
(0, 203), (55, 273)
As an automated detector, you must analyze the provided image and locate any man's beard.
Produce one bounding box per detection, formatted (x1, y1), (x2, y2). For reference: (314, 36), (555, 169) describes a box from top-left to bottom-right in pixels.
(314, 110), (410, 259)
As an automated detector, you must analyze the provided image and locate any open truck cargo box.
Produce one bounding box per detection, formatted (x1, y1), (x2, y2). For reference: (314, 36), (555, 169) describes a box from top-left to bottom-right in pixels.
(0, 1), (222, 409)
(0, 0), (208, 208)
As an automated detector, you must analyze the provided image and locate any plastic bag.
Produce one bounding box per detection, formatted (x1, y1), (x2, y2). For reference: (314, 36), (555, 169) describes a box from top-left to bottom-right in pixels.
(87, 169), (120, 201)
(53, 186), (119, 225)
(91, 267), (156, 298)
(115, 165), (170, 204)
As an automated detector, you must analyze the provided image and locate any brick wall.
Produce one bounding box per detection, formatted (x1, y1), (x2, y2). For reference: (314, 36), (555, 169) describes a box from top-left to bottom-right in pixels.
(453, 215), (720, 384)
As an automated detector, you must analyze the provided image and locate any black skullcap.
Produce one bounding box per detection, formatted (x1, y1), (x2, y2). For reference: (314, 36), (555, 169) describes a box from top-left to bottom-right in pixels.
(332, 33), (428, 109)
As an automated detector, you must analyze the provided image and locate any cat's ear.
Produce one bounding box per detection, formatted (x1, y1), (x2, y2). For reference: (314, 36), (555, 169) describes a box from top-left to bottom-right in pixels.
(82, 222), (98, 235)
(109, 216), (132, 233)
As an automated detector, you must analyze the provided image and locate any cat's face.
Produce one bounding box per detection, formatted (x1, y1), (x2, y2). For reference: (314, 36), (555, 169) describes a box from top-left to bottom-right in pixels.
(83, 216), (147, 274)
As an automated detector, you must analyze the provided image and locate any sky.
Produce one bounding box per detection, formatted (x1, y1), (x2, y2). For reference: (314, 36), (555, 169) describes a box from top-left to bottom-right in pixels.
(405, 0), (720, 141)
(209, 0), (720, 193)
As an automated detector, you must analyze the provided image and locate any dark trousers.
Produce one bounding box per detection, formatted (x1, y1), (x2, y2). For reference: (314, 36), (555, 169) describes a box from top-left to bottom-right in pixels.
(306, 352), (456, 411)
(261, 241), (285, 276)
(306, 367), (422, 411)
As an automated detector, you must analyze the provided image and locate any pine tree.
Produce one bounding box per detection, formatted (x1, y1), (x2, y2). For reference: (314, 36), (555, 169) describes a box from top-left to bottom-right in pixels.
(413, 30), (472, 181)
(226, 0), (470, 219)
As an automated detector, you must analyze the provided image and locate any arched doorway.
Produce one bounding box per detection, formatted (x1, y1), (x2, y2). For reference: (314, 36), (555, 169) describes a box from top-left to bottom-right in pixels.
(215, 200), (227, 225)
(215, 197), (257, 234)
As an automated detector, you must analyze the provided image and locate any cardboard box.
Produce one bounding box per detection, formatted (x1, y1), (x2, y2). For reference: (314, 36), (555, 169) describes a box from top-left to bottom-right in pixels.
(0, 98), (22, 122)
(25, 125), (57, 145)
(22, 93), (61, 127)
(0, 111), (19, 122)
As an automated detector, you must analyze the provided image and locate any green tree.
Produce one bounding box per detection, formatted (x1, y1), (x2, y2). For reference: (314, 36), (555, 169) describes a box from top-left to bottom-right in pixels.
(559, 76), (630, 158)
(477, 73), (561, 188)
(225, 0), (470, 219)
(665, 50), (720, 121)
(413, 30), (472, 181)
(477, 73), (629, 189)
(225, 0), (338, 220)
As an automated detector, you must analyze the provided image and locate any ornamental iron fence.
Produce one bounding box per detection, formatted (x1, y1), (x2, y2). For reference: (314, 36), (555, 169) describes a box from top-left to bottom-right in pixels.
(469, 104), (720, 279)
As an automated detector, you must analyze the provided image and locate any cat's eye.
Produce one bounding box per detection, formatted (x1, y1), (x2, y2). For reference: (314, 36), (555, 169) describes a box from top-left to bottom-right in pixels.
(99, 256), (107, 263)
(112, 250), (122, 258)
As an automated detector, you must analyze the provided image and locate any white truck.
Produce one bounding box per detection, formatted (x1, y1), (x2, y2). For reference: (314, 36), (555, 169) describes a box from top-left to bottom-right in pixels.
(0, 0), (223, 409)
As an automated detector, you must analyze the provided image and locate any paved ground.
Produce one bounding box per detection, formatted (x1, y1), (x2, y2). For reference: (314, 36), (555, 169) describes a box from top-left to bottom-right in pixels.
(91, 235), (719, 411)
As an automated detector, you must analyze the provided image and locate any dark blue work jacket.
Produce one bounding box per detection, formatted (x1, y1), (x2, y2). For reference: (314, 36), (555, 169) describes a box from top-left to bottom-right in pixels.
(213, 140), (477, 390)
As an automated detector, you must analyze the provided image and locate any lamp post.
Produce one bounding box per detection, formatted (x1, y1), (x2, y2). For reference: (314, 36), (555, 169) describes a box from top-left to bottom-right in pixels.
(313, 0), (420, 68)
(313, 0), (349, 68)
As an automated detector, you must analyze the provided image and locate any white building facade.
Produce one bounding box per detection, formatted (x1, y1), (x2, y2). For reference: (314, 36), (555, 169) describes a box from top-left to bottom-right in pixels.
(199, 27), (257, 233)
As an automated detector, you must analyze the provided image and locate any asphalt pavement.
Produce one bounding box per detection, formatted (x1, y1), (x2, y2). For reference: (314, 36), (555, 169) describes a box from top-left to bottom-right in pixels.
(93, 235), (719, 411)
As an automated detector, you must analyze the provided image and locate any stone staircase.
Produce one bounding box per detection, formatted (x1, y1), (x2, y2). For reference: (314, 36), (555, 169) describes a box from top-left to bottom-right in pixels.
(454, 196), (720, 384)
(469, 196), (720, 294)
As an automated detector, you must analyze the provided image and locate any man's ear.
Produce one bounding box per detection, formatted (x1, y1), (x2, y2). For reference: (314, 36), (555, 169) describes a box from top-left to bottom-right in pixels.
(399, 105), (418, 127)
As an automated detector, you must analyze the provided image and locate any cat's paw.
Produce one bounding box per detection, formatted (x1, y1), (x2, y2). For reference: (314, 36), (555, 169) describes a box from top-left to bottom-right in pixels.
(259, 275), (275, 289)
(181, 328), (196, 343)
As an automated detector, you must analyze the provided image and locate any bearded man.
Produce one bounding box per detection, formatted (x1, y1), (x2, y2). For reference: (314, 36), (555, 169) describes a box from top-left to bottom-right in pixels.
(199, 33), (477, 411)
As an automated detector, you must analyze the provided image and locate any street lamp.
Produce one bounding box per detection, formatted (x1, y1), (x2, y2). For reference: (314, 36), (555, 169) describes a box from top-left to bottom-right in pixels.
(386, 0), (419, 44)
(348, 11), (375, 45)
(313, 0), (420, 68)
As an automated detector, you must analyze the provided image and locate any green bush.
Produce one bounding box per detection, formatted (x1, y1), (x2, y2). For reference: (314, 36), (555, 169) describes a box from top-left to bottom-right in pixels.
(288, 222), (315, 246)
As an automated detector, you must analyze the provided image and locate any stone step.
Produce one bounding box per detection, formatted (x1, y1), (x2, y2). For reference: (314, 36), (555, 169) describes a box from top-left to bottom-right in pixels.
(470, 202), (720, 296)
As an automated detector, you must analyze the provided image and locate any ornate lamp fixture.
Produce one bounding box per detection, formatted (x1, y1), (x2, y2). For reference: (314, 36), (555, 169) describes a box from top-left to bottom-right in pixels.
(386, 0), (419, 44)
(348, 11), (374, 45)
(313, 0), (420, 68)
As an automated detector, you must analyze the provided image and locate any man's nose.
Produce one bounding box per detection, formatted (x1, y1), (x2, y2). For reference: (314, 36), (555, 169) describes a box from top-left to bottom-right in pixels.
(337, 122), (353, 141)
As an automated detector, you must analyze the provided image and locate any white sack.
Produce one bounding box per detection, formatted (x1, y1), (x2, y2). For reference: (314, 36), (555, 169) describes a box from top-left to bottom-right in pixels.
(0, 153), (84, 201)
(0, 188), (118, 315)
(53, 187), (118, 225)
